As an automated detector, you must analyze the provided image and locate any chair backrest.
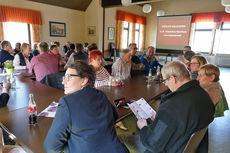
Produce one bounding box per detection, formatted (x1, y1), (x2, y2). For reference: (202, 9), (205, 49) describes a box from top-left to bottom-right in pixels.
(183, 126), (208, 153)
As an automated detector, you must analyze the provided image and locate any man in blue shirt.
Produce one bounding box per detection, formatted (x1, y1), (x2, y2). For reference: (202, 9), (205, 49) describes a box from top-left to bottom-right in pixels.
(140, 46), (162, 74)
(0, 41), (14, 65)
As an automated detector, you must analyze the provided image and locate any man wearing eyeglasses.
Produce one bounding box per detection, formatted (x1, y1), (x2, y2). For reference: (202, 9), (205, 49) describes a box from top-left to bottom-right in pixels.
(137, 61), (214, 153)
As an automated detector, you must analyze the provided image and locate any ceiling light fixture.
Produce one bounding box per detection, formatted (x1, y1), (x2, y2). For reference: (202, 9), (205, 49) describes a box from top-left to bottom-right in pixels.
(121, 0), (132, 7)
(143, 4), (152, 13)
(157, 10), (165, 16)
(222, 0), (230, 6)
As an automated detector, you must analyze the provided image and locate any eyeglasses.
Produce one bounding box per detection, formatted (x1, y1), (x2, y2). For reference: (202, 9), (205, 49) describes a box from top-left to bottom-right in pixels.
(161, 77), (170, 84)
(62, 74), (80, 81)
(190, 62), (200, 65)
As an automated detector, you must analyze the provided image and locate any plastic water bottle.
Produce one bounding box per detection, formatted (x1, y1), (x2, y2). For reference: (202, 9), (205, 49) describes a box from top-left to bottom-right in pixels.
(156, 67), (161, 81)
(115, 70), (121, 81)
(148, 69), (152, 82)
(10, 73), (16, 88)
(28, 93), (37, 125)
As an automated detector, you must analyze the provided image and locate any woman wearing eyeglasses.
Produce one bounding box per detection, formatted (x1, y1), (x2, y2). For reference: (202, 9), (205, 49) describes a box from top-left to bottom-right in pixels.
(197, 64), (229, 117)
(44, 61), (129, 153)
(190, 55), (207, 80)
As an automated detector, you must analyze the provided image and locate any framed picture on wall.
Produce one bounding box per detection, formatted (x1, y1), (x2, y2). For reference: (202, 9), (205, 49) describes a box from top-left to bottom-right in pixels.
(108, 27), (115, 40)
(49, 21), (66, 37)
(88, 26), (96, 35)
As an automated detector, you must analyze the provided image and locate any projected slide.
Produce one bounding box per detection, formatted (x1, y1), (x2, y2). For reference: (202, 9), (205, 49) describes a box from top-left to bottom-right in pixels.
(157, 15), (192, 50)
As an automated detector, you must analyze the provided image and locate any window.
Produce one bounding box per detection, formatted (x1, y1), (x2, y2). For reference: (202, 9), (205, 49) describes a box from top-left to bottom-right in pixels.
(192, 22), (215, 53)
(213, 22), (230, 54)
(3, 22), (31, 48)
(122, 21), (129, 49)
(192, 22), (230, 54)
(122, 21), (142, 49)
(135, 24), (140, 49)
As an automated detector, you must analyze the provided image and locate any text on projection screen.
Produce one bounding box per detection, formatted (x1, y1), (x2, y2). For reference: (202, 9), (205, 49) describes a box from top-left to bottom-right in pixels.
(157, 15), (192, 50)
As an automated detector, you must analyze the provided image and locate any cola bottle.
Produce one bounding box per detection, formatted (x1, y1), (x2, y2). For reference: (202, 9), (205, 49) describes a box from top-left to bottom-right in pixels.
(28, 93), (37, 125)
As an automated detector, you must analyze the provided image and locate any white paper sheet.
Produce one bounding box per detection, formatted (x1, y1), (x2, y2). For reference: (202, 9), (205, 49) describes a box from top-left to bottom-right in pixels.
(128, 98), (156, 120)
(38, 102), (58, 118)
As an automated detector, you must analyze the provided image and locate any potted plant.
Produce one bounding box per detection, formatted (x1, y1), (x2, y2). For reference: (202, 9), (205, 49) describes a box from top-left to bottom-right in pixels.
(4, 60), (14, 74)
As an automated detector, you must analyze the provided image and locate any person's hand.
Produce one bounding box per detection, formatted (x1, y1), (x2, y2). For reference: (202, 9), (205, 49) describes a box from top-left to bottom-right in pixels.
(3, 80), (11, 90)
(111, 80), (123, 87)
(137, 119), (147, 130)
(150, 113), (156, 121)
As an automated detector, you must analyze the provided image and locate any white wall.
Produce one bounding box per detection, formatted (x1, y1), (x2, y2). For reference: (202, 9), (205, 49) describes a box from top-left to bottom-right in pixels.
(0, 0), (85, 47)
(145, 0), (225, 48)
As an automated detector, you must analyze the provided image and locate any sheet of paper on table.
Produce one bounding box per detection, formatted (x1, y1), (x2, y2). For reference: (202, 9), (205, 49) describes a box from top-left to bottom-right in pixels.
(38, 101), (58, 118)
(128, 98), (156, 120)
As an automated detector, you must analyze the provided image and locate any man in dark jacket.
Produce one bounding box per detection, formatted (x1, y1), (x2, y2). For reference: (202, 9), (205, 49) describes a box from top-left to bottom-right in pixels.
(137, 61), (215, 153)
(0, 41), (14, 64)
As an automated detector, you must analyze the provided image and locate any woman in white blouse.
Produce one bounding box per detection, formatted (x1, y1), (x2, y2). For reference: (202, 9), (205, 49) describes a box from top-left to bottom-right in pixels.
(13, 43), (33, 69)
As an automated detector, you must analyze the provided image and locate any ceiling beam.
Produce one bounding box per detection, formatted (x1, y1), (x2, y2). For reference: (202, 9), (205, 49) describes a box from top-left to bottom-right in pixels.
(101, 0), (164, 7)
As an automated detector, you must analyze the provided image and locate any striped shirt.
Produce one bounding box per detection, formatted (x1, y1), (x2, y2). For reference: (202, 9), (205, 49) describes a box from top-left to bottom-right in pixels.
(95, 66), (111, 88)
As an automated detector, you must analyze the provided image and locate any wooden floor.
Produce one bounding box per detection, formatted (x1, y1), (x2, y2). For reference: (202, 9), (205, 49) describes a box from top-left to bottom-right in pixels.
(209, 67), (230, 153)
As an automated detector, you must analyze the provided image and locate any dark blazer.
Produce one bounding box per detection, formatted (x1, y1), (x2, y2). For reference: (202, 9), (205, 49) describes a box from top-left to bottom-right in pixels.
(140, 80), (215, 153)
(44, 86), (129, 153)
(0, 50), (14, 63)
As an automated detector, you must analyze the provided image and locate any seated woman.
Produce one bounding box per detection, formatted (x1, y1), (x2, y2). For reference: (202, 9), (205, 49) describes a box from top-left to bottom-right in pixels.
(49, 45), (66, 66)
(0, 80), (11, 107)
(13, 43), (33, 69)
(89, 50), (122, 87)
(44, 61), (129, 153)
(197, 64), (229, 117)
(190, 55), (207, 80)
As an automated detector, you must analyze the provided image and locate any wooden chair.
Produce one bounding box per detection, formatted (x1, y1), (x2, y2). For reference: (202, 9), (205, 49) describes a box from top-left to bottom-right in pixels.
(183, 126), (208, 153)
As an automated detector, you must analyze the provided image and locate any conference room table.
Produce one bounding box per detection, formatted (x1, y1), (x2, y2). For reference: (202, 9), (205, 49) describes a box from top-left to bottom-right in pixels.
(0, 71), (168, 153)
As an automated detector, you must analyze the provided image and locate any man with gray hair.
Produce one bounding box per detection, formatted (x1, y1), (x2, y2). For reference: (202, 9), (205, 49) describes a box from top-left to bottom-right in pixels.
(140, 46), (162, 74)
(137, 61), (214, 153)
(0, 40), (14, 63)
(112, 48), (132, 80)
(29, 42), (59, 81)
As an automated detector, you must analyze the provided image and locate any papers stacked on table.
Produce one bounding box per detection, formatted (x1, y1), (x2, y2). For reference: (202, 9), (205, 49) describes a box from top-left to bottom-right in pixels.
(38, 102), (58, 118)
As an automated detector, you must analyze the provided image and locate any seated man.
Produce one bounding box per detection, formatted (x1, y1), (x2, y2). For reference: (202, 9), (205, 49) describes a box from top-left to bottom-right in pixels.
(32, 43), (39, 56)
(0, 80), (11, 107)
(0, 41), (14, 63)
(29, 42), (59, 82)
(137, 61), (215, 153)
(112, 48), (131, 80)
(129, 43), (145, 76)
(140, 46), (162, 74)
(14, 42), (21, 55)
(65, 43), (88, 68)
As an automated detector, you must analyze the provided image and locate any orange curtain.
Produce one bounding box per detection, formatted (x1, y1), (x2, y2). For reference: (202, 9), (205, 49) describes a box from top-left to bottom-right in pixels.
(0, 5), (42, 25)
(31, 24), (41, 43)
(115, 20), (124, 49)
(116, 10), (146, 25)
(0, 22), (4, 40)
(192, 11), (230, 23)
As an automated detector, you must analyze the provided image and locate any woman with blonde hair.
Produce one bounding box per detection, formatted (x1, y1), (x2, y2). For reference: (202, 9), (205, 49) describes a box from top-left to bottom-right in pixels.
(197, 64), (229, 117)
(13, 43), (33, 69)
